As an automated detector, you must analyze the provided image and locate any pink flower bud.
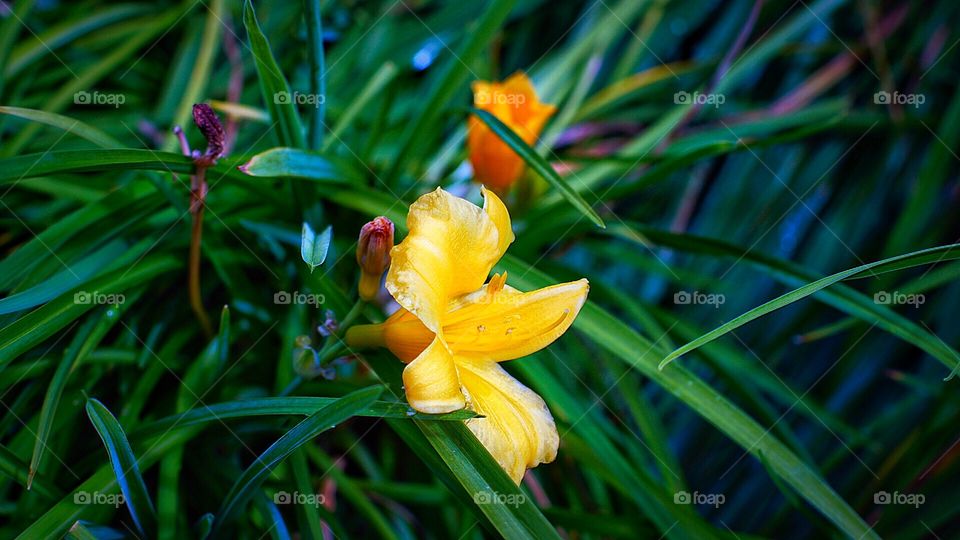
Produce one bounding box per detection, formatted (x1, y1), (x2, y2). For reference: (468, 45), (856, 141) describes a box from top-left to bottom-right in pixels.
(357, 217), (394, 300)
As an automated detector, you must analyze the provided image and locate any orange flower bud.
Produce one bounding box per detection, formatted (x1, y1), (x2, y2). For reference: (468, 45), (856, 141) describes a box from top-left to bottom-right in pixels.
(356, 216), (394, 301)
(467, 72), (556, 191)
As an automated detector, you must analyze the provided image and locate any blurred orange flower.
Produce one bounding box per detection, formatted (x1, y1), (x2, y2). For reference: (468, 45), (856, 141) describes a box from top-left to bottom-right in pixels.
(468, 72), (556, 191)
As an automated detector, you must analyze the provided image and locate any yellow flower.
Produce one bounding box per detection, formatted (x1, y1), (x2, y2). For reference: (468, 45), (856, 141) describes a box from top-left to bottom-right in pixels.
(346, 187), (588, 483)
(468, 72), (556, 192)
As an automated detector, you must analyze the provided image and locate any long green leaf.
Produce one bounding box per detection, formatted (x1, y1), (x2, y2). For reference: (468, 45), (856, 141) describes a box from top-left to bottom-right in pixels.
(497, 256), (878, 539)
(243, 0), (305, 148)
(209, 386), (383, 537)
(470, 107), (604, 227)
(0, 106), (122, 147)
(130, 396), (476, 440)
(659, 243), (960, 372)
(85, 398), (157, 537)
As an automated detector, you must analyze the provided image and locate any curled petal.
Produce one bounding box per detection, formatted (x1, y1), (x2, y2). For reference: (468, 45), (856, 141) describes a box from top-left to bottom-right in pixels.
(387, 188), (505, 333)
(482, 187), (514, 259)
(402, 336), (465, 414)
(458, 355), (559, 483)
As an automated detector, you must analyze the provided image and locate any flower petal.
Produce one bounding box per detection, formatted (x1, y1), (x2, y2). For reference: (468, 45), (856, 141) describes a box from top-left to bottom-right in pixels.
(444, 278), (589, 362)
(482, 187), (514, 259)
(387, 188), (505, 333)
(403, 336), (465, 413)
(458, 355), (558, 483)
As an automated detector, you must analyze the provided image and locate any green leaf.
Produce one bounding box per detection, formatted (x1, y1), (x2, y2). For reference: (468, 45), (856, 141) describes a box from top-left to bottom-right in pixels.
(85, 398), (157, 538)
(0, 256), (179, 367)
(0, 106), (122, 147)
(209, 386), (383, 536)
(238, 147), (356, 184)
(323, 62), (397, 152)
(0, 149), (245, 185)
(304, 0), (326, 149)
(243, 0), (305, 148)
(415, 420), (561, 540)
(497, 255), (879, 540)
(29, 299), (132, 490)
(0, 239), (128, 315)
(470, 107), (605, 228)
(659, 243), (960, 373)
(389, 0), (515, 176)
(300, 222), (332, 273)
(129, 397), (476, 440)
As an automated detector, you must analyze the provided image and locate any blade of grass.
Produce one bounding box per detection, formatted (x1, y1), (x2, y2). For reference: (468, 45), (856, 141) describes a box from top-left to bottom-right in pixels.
(388, 0), (515, 177)
(243, 0), (305, 149)
(470, 107), (604, 227)
(303, 0), (326, 149)
(322, 62), (397, 152)
(29, 298), (134, 489)
(130, 397), (476, 440)
(209, 386), (383, 536)
(659, 243), (960, 372)
(497, 255), (879, 540)
(85, 398), (157, 538)
(0, 106), (122, 147)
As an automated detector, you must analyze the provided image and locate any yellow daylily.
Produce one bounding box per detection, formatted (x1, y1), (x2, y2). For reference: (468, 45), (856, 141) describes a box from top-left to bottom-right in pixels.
(468, 72), (556, 192)
(346, 187), (588, 483)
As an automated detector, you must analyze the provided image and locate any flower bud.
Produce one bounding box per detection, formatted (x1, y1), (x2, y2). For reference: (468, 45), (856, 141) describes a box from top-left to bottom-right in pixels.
(192, 103), (225, 161)
(357, 217), (394, 301)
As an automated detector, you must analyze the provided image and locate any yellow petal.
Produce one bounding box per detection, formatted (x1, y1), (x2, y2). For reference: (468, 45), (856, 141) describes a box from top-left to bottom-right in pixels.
(386, 188), (505, 333)
(403, 336), (465, 413)
(458, 355), (558, 483)
(481, 187), (514, 259)
(443, 278), (589, 362)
